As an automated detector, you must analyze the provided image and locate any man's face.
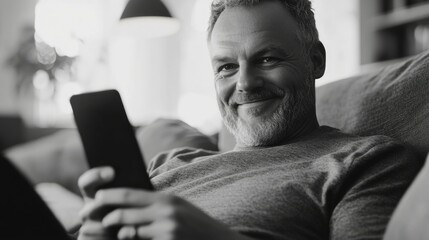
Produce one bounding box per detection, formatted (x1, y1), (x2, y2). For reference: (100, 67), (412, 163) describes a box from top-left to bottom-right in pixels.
(209, 1), (316, 147)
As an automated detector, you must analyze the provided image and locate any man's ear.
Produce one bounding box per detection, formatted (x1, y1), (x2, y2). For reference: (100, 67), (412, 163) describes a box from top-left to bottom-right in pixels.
(310, 41), (326, 79)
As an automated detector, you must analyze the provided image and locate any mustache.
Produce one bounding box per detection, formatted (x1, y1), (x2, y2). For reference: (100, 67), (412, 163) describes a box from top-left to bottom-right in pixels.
(229, 87), (285, 105)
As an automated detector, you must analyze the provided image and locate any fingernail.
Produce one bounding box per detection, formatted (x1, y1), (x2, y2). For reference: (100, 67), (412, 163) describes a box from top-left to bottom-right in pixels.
(101, 167), (114, 180)
(95, 190), (104, 200)
(102, 212), (116, 227)
(101, 214), (111, 226)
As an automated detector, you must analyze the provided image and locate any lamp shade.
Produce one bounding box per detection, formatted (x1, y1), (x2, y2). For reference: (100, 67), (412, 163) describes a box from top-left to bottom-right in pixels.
(120, 0), (172, 19)
(110, 0), (181, 125)
(117, 0), (180, 38)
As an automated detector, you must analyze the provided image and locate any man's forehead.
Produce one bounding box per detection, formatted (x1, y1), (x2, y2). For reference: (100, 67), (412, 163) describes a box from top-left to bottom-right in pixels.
(210, 1), (299, 42)
(209, 2), (301, 57)
(211, 31), (293, 53)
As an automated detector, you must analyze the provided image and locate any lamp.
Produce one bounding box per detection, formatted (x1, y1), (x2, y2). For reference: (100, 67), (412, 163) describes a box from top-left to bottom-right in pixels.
(109, 0), (181, 125)
(117, 0), (180, 38)
(121, 0), (172, 19)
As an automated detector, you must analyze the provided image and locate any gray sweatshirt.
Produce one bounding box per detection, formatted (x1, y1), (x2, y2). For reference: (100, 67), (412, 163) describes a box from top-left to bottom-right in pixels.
(148, 126), (422, 240)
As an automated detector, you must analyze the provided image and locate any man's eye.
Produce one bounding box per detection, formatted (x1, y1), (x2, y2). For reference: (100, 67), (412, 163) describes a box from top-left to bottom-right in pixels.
(217, 63), (238, 72)
(260, 57), (280, 64)
(259, 57), (280, 65)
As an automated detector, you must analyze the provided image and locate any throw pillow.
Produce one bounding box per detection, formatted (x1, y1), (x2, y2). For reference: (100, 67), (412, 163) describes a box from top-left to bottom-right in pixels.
(137, 118), (218, 161)
(316, 50), (429, 157)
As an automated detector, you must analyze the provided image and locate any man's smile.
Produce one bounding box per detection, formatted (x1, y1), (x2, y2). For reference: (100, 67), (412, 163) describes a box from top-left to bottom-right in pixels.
(236, 98), (282, 117)
(235, 96), (277, 105)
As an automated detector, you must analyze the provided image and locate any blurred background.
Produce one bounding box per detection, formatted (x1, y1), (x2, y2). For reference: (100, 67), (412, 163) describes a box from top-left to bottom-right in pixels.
(0, 0), (428, 150)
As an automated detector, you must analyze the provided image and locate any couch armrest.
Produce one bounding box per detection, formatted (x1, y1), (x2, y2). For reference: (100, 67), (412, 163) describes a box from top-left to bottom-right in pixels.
(383, 153), (429, 239)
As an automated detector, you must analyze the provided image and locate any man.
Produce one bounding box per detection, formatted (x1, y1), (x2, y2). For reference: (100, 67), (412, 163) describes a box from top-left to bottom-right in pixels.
(77, 0), (420, 240)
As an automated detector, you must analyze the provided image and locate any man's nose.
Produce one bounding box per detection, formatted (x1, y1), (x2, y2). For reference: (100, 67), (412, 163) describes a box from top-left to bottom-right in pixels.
(236, 67), (264, 92)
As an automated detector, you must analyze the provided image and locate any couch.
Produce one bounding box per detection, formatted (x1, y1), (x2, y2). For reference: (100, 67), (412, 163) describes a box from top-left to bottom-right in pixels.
(3, 50), (429, 238)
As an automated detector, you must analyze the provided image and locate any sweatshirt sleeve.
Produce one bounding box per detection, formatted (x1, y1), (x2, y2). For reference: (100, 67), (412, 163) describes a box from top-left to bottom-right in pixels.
(330, 140), (423, 240)
(147, 147), (217, 178)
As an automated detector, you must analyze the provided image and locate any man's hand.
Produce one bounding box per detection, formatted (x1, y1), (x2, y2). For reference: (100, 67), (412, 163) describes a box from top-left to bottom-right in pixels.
(78, 166), (115, 202)
(78, 220), (115, 240)
(78, 166), (250, 240)
(78, 166), (115, 240)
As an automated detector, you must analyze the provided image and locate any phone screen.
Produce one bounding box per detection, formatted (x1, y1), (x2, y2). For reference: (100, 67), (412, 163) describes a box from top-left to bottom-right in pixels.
(70, 90), (154, 191)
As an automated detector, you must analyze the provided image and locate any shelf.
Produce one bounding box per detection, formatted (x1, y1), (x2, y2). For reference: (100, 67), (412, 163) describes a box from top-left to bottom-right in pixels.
(371, 2), (429, 29)
(360, 0), (429, 65)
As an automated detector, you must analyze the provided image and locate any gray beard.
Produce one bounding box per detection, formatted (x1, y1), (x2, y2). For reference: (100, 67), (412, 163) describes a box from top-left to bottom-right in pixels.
(221, 82), (314, 147)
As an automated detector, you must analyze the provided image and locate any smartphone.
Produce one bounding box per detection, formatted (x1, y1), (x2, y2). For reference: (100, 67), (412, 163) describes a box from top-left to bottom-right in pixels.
(70, 89), (154, 191)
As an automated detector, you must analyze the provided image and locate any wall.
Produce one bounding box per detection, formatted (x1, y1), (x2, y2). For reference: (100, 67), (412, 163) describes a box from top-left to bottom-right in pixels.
(0, 0), (361, 132)
(313, 0), (360, 86)
(164, 0), (221, 133)
(0, 0), (37, 114)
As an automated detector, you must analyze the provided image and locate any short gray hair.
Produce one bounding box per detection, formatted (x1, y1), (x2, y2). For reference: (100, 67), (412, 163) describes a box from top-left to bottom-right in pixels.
(207, 0), (319, 51)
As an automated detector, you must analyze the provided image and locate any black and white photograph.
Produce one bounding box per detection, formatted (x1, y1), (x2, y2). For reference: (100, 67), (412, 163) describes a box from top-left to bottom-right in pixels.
(0, 0), (428, 239)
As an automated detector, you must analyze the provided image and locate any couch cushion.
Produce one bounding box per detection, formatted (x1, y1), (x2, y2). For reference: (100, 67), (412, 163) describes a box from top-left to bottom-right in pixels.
(316, 50), (429, 157)
(5, 129), (88, 194)
(36, 183), (83, 231)
(137, 118), (218, 160)
(0, 115), (25, 151)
